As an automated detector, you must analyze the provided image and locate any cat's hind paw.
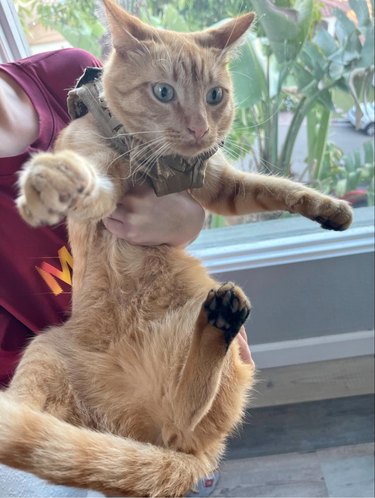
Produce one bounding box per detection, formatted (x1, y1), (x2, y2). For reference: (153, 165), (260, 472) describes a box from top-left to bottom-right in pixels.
(204, 282), (251, 347)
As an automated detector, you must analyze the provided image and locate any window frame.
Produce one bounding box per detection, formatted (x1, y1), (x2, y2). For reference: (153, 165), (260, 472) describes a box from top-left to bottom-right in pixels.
(0, 0), (30, 63)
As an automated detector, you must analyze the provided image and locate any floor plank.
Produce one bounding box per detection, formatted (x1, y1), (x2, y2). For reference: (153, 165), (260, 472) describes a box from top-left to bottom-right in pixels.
(227, 394), (374, 459)
(214, 443), (374, 498)
(214, 451), (329, 497)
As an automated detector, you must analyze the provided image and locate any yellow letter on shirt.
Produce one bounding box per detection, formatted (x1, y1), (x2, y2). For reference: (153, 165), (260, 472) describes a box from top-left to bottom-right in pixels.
(35, 246), (73, 296)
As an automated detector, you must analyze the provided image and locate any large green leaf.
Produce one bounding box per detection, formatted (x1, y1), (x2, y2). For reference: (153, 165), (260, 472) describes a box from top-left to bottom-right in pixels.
(249, 0), (313, 65)
(334, 8), (357, 44)
(349, 0), (371, 27)
(317, 89), (335, 111)
(295, 64), (313, 90)
(314, 28), (338, 57)
(300, 40), (327, 80)
(230, 34), (267, 108)
(357, 25), (375, 68)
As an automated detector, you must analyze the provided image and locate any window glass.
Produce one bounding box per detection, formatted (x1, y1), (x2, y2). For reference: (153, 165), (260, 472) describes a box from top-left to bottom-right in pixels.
(14, 0), (374, 229)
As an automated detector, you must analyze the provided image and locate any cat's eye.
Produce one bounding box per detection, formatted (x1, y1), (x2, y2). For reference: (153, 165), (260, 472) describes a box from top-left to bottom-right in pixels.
(152, 83), (175, 103)
(207, 87), (224, 105)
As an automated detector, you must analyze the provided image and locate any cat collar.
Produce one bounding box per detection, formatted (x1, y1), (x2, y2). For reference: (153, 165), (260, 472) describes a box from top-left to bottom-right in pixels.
(67, 67), (222, 196)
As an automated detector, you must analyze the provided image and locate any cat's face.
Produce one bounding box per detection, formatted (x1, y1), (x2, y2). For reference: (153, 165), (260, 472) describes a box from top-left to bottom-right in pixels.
(102, 0), (254, 158)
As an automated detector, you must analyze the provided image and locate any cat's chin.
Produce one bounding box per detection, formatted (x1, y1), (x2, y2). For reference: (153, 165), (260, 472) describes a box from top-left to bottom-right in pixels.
(176, 141), (218, 159)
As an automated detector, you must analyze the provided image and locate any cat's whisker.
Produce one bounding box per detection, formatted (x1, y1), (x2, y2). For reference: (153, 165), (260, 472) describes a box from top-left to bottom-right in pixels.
(128, 139), (169, 180)
(104, 136), (167, 172)
(224, 141), (252, 157)
(259, 158), (284, 174)
(93, 130), (165, 141)
(223, 138), (252, 157)
(127, 136), (166, 157)
(223, 138), (284, 174)
(139, 141), (171, 172)
(129, 138), (167, 168)
(232, 98), (286, 130)
(132, 142), (171, 184)
(114, 130), (165, 138)
(230, 71), (255, 82)
(105, 141), (159, 173)
(222, 148), (240, 163)
(129, 136), (166, 157)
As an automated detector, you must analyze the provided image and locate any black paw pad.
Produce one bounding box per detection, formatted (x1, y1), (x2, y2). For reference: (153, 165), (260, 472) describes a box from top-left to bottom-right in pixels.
(204, 283), (251, 347)
(314, 216), (344, 231)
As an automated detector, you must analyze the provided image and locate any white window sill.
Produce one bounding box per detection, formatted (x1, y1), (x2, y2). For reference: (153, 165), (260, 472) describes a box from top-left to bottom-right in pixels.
(190, 206), (374, 273)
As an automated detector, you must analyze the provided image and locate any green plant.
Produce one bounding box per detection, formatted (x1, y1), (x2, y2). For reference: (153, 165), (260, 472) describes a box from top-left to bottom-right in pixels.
(15, 0), (105, 57)
(145, 0), (248, 31)
(229, 0), (374, 178)
(309, 140), (374, 205)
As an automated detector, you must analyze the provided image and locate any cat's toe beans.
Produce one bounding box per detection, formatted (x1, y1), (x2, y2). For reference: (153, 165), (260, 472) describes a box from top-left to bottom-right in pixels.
(16, 196), (38, 226)
(316, 201), (353, 231)
(231, 296), (240, 313)
(59, 192), (72, 204)
(203, 283), (251, 346)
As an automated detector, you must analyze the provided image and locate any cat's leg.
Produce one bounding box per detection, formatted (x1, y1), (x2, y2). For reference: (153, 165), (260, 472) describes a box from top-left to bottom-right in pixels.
(4, 330), (75, 419)
(0, 392), (212, 497)
(192, 152), (353, 230)
(172, 282), (251, 433)
(0, 332), (213, 497)
(16, 149), (118, 227)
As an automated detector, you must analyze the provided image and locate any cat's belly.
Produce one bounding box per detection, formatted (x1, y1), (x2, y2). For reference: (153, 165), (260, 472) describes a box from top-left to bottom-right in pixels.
(67, 306), (199, 442)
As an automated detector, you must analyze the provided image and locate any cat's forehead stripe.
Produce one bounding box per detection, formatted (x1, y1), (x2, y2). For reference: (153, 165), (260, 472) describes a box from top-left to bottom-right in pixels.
(152, 41), (217, 84)
(173, 52), (213, 84)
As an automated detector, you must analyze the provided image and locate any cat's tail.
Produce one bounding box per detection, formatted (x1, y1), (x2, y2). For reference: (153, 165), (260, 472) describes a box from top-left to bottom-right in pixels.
(0, 393), (212, 497)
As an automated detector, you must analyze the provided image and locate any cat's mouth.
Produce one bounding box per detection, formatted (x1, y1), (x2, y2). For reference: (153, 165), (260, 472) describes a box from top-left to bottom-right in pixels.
(178, 142), (212, 158)
(172, 136), (224, 159)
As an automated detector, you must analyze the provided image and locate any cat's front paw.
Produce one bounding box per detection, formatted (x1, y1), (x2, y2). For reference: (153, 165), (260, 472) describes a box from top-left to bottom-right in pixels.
(291, 191), (353, 232)
(313, 198), (353, 231)
(204, 282), (251, 347)
(17, 151), (104, 226)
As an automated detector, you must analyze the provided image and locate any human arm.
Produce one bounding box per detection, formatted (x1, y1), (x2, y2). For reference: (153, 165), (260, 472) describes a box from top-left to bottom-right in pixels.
(237, 327), (254, 366)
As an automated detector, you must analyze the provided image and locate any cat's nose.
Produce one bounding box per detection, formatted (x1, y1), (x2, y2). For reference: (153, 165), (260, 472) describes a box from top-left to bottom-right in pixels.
(187, 126), (209, 142)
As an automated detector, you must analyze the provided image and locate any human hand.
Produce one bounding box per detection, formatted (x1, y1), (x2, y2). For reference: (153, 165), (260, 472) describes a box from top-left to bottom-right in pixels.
(102, 183), (205, 246)
(237, 327), (254, 367)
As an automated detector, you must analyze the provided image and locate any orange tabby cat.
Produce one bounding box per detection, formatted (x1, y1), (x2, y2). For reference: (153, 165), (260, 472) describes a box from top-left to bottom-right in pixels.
(0, 1), (352, 496)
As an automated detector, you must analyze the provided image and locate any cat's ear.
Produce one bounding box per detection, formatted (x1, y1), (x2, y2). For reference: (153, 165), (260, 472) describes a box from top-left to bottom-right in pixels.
(102, 0), (155, 54)
(194, 13), (255, 54)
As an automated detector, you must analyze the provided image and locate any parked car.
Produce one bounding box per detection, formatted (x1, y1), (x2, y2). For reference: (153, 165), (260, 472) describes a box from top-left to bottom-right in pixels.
(347, 103), (375, 136)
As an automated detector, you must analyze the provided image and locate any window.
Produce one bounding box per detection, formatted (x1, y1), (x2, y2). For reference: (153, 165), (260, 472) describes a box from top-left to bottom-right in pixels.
(7, 0), (374, 230)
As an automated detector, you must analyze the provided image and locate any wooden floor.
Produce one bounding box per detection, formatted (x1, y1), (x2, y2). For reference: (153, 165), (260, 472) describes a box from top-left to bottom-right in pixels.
(213, 393), (375, 497)
(227, 395), (374, 459)
(215, 443), (374, 497)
